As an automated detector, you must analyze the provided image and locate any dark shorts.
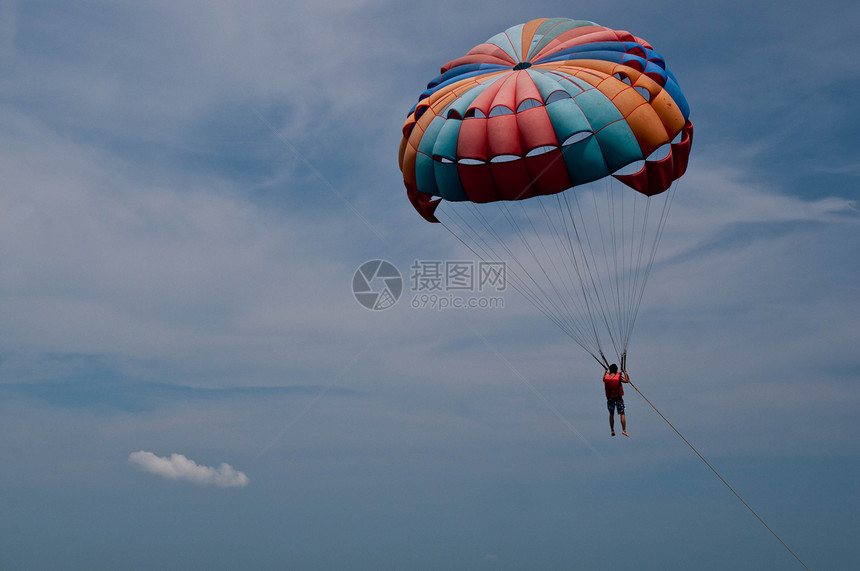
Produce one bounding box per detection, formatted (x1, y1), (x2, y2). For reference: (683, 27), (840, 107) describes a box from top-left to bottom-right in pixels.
(606, 397), (625, 414)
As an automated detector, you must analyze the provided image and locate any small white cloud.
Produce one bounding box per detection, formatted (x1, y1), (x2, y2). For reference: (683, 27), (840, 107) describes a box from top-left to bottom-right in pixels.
(129, 451), (249, 487)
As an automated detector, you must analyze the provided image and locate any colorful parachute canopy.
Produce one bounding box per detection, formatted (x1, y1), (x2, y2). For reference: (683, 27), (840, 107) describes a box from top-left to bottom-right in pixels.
(398, 18), (692, 224)
(399, 19), (693, 365)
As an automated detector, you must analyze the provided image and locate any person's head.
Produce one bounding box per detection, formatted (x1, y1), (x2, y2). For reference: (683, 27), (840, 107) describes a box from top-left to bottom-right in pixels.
(608, 364), (618, 374)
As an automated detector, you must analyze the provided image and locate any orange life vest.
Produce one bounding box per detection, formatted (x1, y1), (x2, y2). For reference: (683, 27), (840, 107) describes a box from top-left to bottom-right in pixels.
(603, 372), (624, 398)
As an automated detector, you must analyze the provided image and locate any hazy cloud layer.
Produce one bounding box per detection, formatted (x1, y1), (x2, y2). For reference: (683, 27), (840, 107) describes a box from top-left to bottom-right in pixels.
(128, 451), (249, 487)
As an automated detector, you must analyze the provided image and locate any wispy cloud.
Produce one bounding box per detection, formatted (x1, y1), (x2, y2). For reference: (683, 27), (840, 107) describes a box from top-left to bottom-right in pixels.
(129, 451), (249, 487)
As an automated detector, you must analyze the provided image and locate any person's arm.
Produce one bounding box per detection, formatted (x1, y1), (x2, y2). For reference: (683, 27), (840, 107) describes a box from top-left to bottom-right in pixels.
(621, 370), (630, 383)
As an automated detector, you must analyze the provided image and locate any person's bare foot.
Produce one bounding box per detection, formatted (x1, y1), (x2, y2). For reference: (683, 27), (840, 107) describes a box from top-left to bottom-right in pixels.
(611, 431), (615, 436)
(622, 431), (629, 437)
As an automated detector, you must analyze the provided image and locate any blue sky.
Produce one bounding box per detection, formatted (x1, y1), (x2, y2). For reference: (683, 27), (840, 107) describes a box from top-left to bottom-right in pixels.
(0, 1), (857, 569)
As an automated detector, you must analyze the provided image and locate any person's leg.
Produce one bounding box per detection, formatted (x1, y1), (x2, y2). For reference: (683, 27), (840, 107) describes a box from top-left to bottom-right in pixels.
(609, 411), (615, 436)
(620, 412), (628, 436)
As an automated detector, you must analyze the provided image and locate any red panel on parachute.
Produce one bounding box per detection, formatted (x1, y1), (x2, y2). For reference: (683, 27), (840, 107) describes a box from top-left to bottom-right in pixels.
(407, 183), (441, 223)
(613, 121), (693, 196)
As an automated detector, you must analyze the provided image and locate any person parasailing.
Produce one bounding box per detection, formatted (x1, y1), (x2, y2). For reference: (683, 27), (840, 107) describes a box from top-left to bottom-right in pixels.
(602, 363), (630, 437)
